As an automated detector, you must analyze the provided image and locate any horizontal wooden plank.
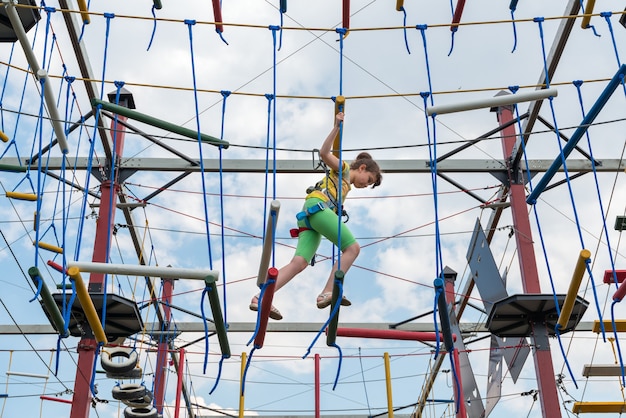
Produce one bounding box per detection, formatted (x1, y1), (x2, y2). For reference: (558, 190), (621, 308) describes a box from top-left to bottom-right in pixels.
(582, 364), (624, 377)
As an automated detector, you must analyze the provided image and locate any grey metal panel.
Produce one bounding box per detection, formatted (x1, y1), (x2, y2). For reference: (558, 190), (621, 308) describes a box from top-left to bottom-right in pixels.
(466, 219), (508, 314)
(485, 336), (502, 418)
(449, 309), (485, 418)
(500, 336), (530, 384)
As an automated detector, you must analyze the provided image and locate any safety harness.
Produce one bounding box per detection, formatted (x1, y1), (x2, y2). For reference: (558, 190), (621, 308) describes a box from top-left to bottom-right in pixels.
(289, 158), (349, 238)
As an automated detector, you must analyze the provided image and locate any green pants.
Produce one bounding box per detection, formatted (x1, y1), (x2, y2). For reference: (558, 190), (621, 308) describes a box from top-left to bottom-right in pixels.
(294, 198), (356, 263)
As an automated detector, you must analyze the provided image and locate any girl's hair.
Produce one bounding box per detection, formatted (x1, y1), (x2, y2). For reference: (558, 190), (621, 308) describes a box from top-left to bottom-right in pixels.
(351, 152), (382, 188)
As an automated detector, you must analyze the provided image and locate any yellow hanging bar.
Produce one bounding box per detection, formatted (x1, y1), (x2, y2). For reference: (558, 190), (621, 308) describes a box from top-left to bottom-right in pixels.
(77, 0), (90, 24)
(581, 0), (596, 29)
(332, 95), (345, 158)
(34, 241), (63, 254)
(395, 0), (404, 11)
(573, 402), (626, 413)
(0, 130), (8, 142)
(67, 267), (107, 344)
(556, 249), (591, 329)
(6, 191), (38, 201)
(593, 319), (626, 333)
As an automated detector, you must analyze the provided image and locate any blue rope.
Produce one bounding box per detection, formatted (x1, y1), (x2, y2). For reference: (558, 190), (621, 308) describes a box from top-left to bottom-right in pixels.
(330, 343), (343, 390)
(146, 5), (158, 51)
(219, 90), (230, 325)
(601, 12), (626, 96)
(398, 7), (411, 54)
(303, 280), (344, 360)
(185, 19), (214, 269)
(573, 80), (618, 287)
(208, 356), (225, 395)
(415, 25), (434, 107)
(581, 1), (600, 37)
(448, 350), (462, 414)
(610, 300), (626, 386)
(509, 7), (518, 53)
(241, 347), (256, 396)
(432, 286), (442, 359)
(247, 281), (270, 346)
(200, 287), (211, 374)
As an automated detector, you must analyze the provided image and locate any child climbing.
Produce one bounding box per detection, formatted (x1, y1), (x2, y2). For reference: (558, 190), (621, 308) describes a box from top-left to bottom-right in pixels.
(250, 112), (382, 320)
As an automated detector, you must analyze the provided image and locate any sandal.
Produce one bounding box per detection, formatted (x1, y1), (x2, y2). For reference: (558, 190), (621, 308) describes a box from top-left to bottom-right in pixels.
(249, 295), (283, 320)
(316, 292), (352, 309)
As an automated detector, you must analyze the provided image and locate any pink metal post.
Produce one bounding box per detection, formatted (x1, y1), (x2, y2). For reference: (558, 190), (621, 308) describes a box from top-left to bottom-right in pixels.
(154, 278), (173, 414)
(336, 327), (454, 342)
(496, 101), (561, 417)
(174, 348), (185, 418)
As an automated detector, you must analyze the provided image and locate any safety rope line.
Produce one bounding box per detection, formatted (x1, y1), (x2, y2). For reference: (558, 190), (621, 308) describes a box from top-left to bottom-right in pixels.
(397, 6), (410, 54)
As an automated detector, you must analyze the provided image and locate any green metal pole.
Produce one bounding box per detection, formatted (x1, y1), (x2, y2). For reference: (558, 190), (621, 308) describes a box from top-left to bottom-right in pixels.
(204, 276), (231, 358)
(92, 98), (229, 149)
(28, 266), (69, 337)
(0, 164), (27, 173)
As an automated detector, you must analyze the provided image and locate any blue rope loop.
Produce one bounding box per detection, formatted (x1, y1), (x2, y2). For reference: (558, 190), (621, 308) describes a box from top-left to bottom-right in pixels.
(147, 4), (159, 51)
(330, 343), (343, 390)
(415, 26), (434, 107)
(510, 9), (518, 53)
(200, 287), (211, 374)
(610, 301), (626, 386)
(208, 356), (226, 395)
(432, 286), (443, 359)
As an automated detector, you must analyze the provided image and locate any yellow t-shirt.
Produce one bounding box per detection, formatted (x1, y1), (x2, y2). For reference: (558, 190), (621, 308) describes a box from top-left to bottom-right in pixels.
(306, 161), (351, 204)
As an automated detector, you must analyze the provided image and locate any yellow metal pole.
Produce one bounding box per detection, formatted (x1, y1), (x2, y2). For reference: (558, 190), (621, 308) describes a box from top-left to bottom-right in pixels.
(67, 267), (107, 343)
(239, 352), (246, 418)
(384, 352), (394, 418)
(557, 249), (591, 329)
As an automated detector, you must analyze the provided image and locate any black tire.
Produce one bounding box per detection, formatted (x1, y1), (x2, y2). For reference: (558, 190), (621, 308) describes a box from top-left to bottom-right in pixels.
(101, 348), (139, 375)
(122, 390), (153, 408)
(124, 407), (158, 418)
(112, 384), (147, 401)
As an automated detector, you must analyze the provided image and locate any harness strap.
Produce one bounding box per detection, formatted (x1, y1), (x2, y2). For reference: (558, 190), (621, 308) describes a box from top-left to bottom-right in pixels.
(289, 226), (310, 237)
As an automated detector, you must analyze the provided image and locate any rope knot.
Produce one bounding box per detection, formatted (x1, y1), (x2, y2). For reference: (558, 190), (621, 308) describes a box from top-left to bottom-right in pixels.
(416, 24), (427, 31)
(184, 19), (196, 26)
(533, 16), (544, 23)
(508, 85), (519, 94)
(572, 80), (584, 88)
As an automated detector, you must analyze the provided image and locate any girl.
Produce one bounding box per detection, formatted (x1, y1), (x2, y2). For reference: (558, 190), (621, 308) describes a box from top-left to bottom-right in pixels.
(250, 112), (382, 320)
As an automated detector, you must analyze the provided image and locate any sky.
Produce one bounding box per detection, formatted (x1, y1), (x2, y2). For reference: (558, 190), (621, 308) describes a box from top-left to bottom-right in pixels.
(1, 1), (626, 417)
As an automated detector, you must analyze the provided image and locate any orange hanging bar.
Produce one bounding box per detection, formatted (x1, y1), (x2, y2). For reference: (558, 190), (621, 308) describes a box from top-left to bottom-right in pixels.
(581, 0), (596, 29)
(6, 191), (38, 201)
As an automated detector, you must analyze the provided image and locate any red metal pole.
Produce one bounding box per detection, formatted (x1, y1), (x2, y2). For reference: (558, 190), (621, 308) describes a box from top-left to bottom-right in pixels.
(335, 327), (453, 342)
(496, 102), (561, 417)
(69, 96), (129, 418)
(174, 348), (185, 418)
(315, 353), (320, 418)
(154, 278), (173, 414)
